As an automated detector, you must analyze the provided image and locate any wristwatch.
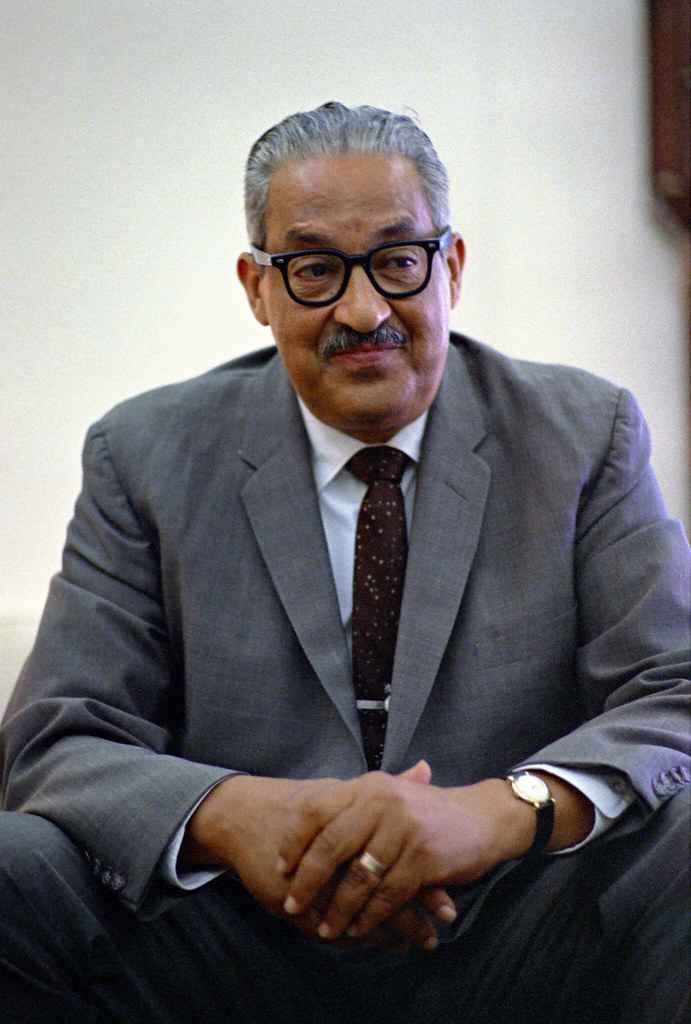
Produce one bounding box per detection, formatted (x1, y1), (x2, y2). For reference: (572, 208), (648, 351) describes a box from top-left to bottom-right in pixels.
(505, 771), (555, 857)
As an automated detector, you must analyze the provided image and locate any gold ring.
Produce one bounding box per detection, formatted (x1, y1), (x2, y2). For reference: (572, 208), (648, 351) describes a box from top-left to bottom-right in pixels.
(358, 851), (387, 878)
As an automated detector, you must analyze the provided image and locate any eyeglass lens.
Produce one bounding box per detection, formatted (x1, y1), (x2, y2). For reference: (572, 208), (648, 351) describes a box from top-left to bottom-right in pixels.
(286, 244), (429, 302)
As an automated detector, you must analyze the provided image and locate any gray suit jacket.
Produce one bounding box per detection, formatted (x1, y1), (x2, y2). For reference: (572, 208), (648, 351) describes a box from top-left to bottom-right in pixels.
(2, 334), (690, 919)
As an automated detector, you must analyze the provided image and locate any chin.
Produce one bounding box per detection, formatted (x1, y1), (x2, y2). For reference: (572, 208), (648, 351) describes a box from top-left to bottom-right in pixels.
(342, 407), (411, 443)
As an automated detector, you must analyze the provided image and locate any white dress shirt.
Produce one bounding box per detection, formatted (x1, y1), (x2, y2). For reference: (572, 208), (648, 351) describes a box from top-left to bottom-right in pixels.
(163, 400), (634, 888)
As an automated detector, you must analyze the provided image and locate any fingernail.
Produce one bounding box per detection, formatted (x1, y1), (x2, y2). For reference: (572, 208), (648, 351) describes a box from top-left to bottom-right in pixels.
(436, 905), (457, 923)
(283, 896), (299, 915)
(318, 923), (332, 939)
(276, 857), (288, 875)
(424, 935), (439, 951)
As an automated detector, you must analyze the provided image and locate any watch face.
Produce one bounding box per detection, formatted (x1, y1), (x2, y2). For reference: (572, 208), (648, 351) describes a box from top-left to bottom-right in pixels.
(514, 774), (550, 805)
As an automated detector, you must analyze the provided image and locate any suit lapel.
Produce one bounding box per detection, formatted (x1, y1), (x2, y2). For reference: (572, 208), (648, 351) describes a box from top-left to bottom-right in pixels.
(238, 357), (361, 746)
(236, 342), (491, 767)
(383, 343), (491, 768)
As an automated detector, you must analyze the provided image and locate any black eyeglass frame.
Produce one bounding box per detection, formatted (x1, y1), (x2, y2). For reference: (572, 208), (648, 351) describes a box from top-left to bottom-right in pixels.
(250, 227), (453, 307)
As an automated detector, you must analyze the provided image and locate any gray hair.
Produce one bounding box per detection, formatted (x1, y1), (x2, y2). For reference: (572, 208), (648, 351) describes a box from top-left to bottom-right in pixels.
(244, 101), (450, 246)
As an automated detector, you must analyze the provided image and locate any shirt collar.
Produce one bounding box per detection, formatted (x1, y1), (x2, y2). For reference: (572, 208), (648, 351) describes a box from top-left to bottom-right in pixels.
(297, 397), (428, 493)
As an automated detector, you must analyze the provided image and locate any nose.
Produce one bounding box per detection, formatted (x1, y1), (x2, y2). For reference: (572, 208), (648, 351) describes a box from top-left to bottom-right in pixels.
(332, 265), (391, 333)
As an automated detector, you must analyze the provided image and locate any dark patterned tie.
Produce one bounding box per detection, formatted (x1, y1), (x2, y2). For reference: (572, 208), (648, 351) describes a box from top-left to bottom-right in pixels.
(347, 446), (409, 770)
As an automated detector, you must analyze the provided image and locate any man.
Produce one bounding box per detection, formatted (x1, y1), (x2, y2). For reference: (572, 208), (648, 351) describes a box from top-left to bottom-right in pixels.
(1, 102), (689, 1023)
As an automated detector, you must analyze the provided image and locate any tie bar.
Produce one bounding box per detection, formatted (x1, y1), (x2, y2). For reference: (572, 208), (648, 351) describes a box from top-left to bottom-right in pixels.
(356, 697), (390, 712)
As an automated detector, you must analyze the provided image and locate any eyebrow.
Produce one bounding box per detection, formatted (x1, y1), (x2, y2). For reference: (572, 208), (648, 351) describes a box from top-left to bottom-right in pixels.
(283, 218), (423, 250)
(375, 219), (419, 240)
(283, 229), (331, 246)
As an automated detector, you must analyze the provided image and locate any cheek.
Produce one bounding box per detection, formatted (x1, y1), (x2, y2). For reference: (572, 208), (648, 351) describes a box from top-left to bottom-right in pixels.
(272, 317), (328, 387)
(408, 307), (448, 366)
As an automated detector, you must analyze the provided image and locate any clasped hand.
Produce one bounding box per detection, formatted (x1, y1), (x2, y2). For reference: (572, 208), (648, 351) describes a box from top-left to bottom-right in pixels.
(187, 761), (515, 953)
(275, 760), (511, 947)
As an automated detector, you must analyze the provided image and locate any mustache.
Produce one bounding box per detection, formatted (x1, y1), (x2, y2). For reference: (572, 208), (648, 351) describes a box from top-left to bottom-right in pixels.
(319, 324), (408, 359)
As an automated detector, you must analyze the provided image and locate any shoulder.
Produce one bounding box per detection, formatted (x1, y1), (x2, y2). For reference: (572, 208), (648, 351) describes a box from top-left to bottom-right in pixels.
(80, 345), (283, 500)
(87, 345), (279, 448)
(98, 344), (280, 434)
(446, 333), (653, 508)
(450, 332), (622, 418)
(448, 331), (637, 455)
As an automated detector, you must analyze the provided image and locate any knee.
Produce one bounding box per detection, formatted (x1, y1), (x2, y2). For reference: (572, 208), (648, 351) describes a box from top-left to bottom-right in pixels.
(628, 786), (690, 885)
(597, 787), (690, 939)
(0, 810), (84, 888)
(651, 785), (690, 861)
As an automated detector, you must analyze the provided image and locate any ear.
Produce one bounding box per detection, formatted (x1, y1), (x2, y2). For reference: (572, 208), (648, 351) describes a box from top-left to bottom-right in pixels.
(237, 252), (270, 326)
(446, 233), (465, 309)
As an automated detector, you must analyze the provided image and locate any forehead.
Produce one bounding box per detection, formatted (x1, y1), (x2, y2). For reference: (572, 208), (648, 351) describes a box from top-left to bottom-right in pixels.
(263, 152), (435, 249)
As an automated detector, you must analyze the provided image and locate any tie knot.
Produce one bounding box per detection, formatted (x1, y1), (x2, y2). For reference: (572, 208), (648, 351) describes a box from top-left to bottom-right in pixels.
(347, 446), (409, 486)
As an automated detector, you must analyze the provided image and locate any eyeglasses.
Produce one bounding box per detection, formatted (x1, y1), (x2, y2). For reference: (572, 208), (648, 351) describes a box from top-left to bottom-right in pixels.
(250, 228), (452, 307)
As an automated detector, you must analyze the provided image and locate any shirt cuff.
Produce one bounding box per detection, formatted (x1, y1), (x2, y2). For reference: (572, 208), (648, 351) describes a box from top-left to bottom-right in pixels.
(521, 763), (636, 854)
(161, 776), (240, 890)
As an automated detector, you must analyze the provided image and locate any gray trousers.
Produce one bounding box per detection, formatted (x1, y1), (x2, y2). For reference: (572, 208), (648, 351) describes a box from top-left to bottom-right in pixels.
(0, 791), (688, 1024)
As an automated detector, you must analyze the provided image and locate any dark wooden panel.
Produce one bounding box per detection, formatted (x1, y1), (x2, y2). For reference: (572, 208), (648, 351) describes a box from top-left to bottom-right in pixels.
(649, 0), (690, 228)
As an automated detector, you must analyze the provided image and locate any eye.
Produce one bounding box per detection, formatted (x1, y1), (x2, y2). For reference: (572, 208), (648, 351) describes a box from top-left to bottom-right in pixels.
(300, 262), (330, 279)
(372, 246), (424, 286)
(287, 253), (344, 299)
(290, 255), (341, 279)
(385, 254), (417, 269)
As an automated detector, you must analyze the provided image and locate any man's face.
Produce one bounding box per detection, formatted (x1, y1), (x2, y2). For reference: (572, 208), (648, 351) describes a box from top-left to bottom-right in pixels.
(238, 152), (464, 443)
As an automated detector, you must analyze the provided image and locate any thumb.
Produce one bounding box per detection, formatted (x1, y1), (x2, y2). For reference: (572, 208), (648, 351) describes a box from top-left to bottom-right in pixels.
(398, 759), (432, 785)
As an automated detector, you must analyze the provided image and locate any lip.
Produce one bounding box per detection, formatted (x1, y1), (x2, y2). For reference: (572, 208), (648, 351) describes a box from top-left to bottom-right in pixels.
(329, 343), (403, 366)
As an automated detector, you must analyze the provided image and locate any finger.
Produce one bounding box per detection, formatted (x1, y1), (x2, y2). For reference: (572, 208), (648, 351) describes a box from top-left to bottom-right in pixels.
(360, 924), (411, 955)
(343, 862), (420, 940)
(276, 779), (356, 877)
(288, 877), (339, 939)
(418, 887), (458, 925)
(319, 838), (426, 941)
(377, 901), (440, 952)
(292, 906), (325, 938)
(315, 843), (407, 941)
(307, 769), (432, 933)
(282, 800), (383, 916)
(397, 759), (432, 785)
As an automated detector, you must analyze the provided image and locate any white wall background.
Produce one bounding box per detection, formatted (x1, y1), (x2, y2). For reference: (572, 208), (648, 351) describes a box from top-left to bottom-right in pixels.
(2, 0), (689, 622)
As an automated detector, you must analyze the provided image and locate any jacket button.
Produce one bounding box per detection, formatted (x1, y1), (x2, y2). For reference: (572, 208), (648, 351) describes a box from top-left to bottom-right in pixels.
(653, 774), (674, 796)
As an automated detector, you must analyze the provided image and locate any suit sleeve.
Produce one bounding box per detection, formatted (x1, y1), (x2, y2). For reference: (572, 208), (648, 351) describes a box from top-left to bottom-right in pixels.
(0, 424), (233, 918)
(526, 388), (691, 823)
